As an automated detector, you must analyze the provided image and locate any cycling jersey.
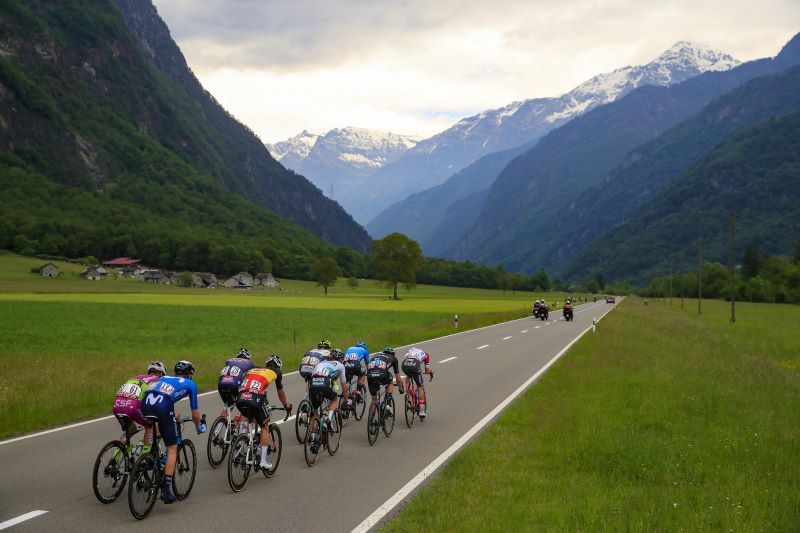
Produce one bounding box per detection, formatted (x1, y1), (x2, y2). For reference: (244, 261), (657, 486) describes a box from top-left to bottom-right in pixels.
(402, 348), (430, 386)
(141, 376), (198, 446)
(239, 367), (283, 399)
(311, 360), (346, 391)
(113, 374), (161, 428)
(343, 345), (370, 379)
(366, 353), (398, 396)
(299, 350), (327, 380)
(218, 357), (255, 389)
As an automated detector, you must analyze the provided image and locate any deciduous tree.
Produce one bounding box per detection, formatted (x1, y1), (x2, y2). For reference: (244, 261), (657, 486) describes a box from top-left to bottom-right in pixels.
(371, 233), (422, 300)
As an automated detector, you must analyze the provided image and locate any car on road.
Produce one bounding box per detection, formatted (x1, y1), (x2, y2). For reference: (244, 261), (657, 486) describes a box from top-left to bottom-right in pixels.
(606, 295), (615, 303)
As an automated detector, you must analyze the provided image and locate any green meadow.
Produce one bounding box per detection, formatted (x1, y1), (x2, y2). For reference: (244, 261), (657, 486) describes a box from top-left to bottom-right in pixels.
(0, 251), (573, 437)
(386, 298), (800, 531)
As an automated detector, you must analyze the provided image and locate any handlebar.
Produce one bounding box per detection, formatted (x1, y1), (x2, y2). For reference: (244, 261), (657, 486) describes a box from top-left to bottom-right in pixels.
(268, 405), (292, 422)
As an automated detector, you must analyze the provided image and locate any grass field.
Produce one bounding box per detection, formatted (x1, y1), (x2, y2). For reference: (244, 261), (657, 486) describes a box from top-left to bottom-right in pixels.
(0, 251), (583, 438)
(386, 298), (800, 531)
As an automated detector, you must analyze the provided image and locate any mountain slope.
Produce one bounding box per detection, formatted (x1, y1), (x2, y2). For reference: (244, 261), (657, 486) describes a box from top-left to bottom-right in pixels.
(0, 0), (345, 275)
(113, 0), (370, 250)
(347, 41), (739, 223)
(366, 143), (531, 248)
(544, 64), (800, 274)
(562, 110), (800, 284)
(267, 127), (420, 203)
(453, 34), (800, 272)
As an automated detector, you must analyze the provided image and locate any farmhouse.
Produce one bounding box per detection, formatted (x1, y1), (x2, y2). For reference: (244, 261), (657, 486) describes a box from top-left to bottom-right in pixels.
(81, 266), (107, 280)
(102, 257), (141, 268)
(143, 269), (168, 284)
(38, 263), (60, 277)
(224, 272), (253, 290)
(192, 272), (218, 288)
(255, 272), (279, 287)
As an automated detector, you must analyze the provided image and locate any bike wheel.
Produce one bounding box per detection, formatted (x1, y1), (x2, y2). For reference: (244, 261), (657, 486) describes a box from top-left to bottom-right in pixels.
(128, 454), (158, 520)
(341, 398), (351, 428)
(405, 393), (416, 428)
(227, 434), (251, 492)
(367, 403), (380, 446)
(173, 440), (196, 500)
(304, 417), (320, 467)
(383, 395), (395, 436)
(354, 384), (366, 421)
(263, 424), (282, 478)
(295, 400), (311, 444)
(327, 411), (342, 456)
(93, 440), (128, 504)
(206, 416), (229, 468)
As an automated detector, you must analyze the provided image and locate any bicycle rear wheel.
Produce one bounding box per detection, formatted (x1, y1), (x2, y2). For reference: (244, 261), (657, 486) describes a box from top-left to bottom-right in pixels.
(206, 416), (228, 468)
(341, 397), (351, 428)
(93, 440), (128, 504)
(354, 384), (366, 420)
(327, 411), (342, 456)
(304, 417), (320, 467)
(128, 454), (158, 520)
(227, 434), (251, 492)
(263, 424), (282, 478)
(367, 403), (380, 446)
(173, 440), (196, 500)
(404, 392), (416, 428)
(295, 400), (311, 444)
(383, 395), (395, 436)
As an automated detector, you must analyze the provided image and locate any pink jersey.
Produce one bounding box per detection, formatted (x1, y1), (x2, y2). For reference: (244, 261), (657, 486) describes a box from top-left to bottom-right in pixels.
(113, 374), (161, 427)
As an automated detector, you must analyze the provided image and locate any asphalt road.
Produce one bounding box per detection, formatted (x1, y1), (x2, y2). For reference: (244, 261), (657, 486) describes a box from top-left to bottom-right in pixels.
(0, 299), (617, 532)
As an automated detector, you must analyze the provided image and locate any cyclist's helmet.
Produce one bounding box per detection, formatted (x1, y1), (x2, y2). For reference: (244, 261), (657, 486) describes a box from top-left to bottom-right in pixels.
(382, 347), (395, 356)
(330, 349), (344, 361)
(318, 340), (332, 350)
(356, 341), (367, 350)
(174, 360), (195, 377)
(147, 360), (167, 376)
(265, 354), (282, 369)
(236, 347), (252, 360)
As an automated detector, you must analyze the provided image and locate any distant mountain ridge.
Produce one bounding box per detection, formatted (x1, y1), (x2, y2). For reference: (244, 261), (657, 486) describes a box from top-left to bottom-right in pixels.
(347, 41), (739, 224)
(266, 127), (421, 202)
(449, 33), (800, 273)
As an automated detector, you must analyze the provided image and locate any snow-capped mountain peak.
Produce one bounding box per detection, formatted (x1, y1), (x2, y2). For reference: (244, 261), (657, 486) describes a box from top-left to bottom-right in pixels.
(267, 130), (319, 168)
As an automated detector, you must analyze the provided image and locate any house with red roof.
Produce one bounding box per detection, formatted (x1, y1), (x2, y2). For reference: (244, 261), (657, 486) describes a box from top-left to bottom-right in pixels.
(102, 257), (142, 268)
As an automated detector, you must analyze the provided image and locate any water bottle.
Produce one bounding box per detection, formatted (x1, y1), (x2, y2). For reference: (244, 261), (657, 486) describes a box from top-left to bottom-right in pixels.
(160, 451), (167, 465)
(133, 441), (144, 459)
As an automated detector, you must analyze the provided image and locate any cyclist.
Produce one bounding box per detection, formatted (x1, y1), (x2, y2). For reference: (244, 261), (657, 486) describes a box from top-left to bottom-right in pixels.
(217, 348), (255, 432)
(298, 342), (332, 397)
(308, 349), (348, 452)
(343, 341), (370, 407)
(367, 347), (404, 416)
(141, 360), (204, 504)
(401, 347), (434, 419)
(236, 355), (292, 470)
(113, 361), (167, 453)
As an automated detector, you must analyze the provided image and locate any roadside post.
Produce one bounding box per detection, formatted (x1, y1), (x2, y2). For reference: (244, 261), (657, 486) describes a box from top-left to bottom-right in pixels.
(454, 314), (459, 329)
(593, 317), (597, 333)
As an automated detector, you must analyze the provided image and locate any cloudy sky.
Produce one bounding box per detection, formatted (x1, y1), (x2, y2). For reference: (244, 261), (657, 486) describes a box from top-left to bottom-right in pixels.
(152, 0), (799, 143)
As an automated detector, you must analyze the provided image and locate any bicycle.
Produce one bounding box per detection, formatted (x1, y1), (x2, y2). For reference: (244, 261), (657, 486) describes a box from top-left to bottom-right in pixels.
(303, 395), (343, 467)
(206, 404), (243, 468)
(295, 390), (313, 444)
(92, 415), (143, 504)
(127, 415), (203, 520)
(342, 375), (367, 424)
(367, 385), (395, 446)
(405, 373), (434, 428)
(227, 406), (289, 492)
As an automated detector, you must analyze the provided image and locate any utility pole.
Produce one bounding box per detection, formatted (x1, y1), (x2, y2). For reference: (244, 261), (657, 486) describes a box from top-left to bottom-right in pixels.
(730, 215), (736, 323)
(698, 238), (703, 314)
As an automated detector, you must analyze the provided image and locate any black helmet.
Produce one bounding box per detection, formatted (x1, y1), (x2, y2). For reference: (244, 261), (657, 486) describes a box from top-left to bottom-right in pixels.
(330, 349), (344, 361)
(265, 354), (282, 369)
(174, 360), (195, 377)
(236, 348), (252, 360)
(382, 347), (395, 356)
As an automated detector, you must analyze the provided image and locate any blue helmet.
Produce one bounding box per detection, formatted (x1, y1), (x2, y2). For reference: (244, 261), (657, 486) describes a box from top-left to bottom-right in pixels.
(356, 341), (367, 349)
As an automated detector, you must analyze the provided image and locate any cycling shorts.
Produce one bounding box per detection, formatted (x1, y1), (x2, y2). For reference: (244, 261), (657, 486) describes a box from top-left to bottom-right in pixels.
(113, 397), (146, 428)
(141, 392), (178, 446)
(217, 382), (241, 407)
(309, 382), (337, 410)
(344, 362), (365, 381)
(235, 393), (269, 427)
(367, 370), (392, 396)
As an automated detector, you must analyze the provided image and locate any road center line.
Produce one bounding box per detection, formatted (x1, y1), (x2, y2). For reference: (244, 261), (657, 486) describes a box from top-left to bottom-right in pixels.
(502, 336), (512, 340)
(439, 357), (457, 364)
(352, 305), (617, 533)
(476, 345), (489, 350)
(520, 330), (528, 333)
(534, 326), (541, 329)
(0, 511), (48, 531)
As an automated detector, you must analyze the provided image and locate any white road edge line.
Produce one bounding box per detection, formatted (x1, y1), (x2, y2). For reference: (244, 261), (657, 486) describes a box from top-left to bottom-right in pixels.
(439, 357), (457, 364)
(351, 305), (617, 533)
(502, 336), (512, 340)
(0, 511), (48, 531)
(476, 345), (489, 350)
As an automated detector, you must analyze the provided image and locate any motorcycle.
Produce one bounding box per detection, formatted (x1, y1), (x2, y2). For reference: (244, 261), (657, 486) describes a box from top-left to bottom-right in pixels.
(539, 305), (549, 321)
(563, 306), (574, 321)
(532, 304), (540, 318)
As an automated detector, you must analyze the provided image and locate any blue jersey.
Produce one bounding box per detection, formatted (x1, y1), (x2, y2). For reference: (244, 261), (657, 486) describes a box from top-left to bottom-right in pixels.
(218, 357), (255, 389)
(344, 345), (370, 366)
(147, 376), (199, 410)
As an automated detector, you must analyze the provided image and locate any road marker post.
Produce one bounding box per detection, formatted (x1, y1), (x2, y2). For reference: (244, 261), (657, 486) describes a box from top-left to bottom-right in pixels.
(454, 314), (459, 329)
(593, 317), (597, 333)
